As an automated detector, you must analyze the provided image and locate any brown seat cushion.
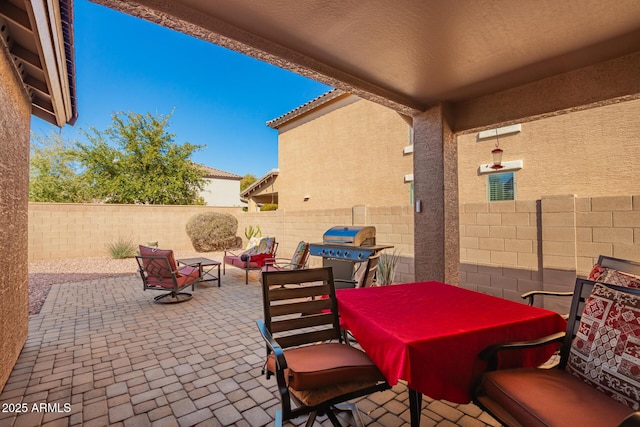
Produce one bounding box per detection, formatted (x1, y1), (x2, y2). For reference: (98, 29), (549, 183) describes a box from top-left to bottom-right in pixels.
(267, 342), (385, 391)
(478, 368), (634, 427)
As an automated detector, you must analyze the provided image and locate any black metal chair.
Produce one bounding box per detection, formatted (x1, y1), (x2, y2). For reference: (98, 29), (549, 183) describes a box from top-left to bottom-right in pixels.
(475, 278), (640, 427)
(135, 246), (199, 303)
(334, 253), (380, 290)
(521, 255), (640, 307)
(256, 267), (390, 426)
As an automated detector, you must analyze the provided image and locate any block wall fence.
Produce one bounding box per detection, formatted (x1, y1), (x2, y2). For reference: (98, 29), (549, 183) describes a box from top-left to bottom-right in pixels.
(27, 203), (416, 284)
(460, 194), (640, 313)
(28, 195), (640, 313)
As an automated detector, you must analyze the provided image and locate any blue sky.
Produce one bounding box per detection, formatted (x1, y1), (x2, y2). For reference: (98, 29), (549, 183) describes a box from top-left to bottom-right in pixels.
(31, 0), (331, 178)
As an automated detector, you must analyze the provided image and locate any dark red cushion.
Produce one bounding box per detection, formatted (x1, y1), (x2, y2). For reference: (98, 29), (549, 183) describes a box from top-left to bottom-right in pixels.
(139, 246), (177, 278)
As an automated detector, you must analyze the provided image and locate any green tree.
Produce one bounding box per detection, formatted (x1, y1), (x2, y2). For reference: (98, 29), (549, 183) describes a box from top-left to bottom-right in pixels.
(240, 173), (257, 192)
(29, 132), (93, 202)
(75, 111), (205, 204)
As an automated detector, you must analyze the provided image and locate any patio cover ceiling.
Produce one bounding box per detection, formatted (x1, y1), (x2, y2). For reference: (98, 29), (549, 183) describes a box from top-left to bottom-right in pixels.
(92, 0), (640, 130)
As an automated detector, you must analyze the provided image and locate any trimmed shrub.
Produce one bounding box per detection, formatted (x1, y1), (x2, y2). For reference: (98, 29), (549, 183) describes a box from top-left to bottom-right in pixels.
(186, 212), (242, 251)
(260, 203), (278, 211)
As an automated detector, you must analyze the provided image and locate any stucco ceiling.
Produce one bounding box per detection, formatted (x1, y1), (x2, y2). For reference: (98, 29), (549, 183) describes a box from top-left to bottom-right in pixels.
(93, 0), (640, 125)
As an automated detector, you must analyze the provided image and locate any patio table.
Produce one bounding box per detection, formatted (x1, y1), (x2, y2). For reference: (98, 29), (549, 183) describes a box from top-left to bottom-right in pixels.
(336, 281), (567, 427)
(177, 257), (221, 287)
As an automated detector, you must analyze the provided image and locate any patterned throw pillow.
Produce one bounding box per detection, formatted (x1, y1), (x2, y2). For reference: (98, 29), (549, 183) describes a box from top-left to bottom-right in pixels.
(566, 283), (640, 409)
(588, 264), (640, 289)
(588, 264), (608, 281)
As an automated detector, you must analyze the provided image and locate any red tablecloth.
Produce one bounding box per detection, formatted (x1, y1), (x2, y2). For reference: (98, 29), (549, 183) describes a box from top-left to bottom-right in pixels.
(336, 281), (567, 403)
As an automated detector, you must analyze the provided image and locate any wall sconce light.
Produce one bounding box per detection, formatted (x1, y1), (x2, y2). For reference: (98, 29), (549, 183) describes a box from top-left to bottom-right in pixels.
(303, 195), (310, 201)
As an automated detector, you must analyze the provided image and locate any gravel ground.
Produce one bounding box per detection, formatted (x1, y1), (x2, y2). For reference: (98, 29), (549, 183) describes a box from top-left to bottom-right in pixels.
(28, 251), (222, 315)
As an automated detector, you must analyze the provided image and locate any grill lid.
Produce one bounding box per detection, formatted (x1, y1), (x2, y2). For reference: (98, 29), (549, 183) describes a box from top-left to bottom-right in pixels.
(322, 226), (376, 246)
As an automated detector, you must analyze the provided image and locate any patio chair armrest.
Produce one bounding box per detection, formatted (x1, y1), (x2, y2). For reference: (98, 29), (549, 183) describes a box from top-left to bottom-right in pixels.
(335, 279), (357, 290)
(478, 331), (566, 371)
(256, 320), (287, 370)
(619, 412), (640, 427)
(224, 249), (245, 257)
(263, 257), (280, 265)
(520, 290), (574, 306)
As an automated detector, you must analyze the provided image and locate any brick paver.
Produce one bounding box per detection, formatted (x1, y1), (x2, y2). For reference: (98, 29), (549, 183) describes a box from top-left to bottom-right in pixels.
(0, 260), (501, 426)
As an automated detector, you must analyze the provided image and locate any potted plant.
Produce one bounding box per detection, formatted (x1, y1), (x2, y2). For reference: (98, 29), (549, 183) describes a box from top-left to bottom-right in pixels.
(377, 249), (400, 286)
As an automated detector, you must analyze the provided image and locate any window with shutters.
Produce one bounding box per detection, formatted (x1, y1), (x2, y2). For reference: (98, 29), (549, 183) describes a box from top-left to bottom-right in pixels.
(487, 172), (515, 201)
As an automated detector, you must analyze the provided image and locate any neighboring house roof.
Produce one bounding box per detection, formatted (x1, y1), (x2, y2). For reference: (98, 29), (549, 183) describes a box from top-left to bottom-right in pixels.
(266, 89), (347, 129)
(241, 169), (279, 198)
(0, 0), (77, 127)
(196, 163), (242, 180)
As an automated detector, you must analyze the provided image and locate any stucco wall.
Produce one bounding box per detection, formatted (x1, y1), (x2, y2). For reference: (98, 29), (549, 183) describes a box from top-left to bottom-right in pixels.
(277, 97), (413, 210)
(200, 177), (242, 207)
(28, 204), (243, 260)
(0, 48), (31, 392)
(457, 98), (640, 203)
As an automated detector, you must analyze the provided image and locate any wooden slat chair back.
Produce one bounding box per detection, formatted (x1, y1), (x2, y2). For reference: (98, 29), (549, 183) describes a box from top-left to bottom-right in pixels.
(261, 267), (342, 351)
(257, 267), (390, 426)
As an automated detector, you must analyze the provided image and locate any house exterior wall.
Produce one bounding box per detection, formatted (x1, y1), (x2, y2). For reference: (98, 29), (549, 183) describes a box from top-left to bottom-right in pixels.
(200, 177), (242, 207)
(0, 48), (31, 391)
(276, 97), (413, 210)
(457, 98), (640, 204)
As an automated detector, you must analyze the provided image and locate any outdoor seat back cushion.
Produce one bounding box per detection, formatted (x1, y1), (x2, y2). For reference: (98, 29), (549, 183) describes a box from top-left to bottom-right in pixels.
(139, 246), (177, 278)
(479, 283), (639, 427)
(290, 241), (309, 268)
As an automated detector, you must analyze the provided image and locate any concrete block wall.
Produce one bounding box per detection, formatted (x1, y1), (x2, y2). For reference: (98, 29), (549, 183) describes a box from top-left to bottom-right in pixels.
(239, 205), (415, 283)
(27, 203), (415, 283)
(576, 195), (640, 271)
(28, 203), (242, 260)
(461, 194), (640, 313)
(460, 199), (542, 301)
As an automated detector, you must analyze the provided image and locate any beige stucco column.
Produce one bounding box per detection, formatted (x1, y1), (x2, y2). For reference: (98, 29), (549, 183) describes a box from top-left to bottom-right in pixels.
(413, 104), (460, 284)
(0, 46), (31, 390)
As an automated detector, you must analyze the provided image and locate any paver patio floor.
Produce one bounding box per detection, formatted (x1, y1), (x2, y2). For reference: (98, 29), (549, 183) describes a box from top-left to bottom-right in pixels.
(0, 263), (501, 427)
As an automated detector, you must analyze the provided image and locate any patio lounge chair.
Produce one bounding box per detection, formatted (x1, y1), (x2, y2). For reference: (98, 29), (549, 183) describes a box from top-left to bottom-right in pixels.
(135, 246), (200, 303)
(257, 267), (390, 426)
(262, 240), (310, 272)
(223, 236), (278, 284)
(475, 278), (640, 427)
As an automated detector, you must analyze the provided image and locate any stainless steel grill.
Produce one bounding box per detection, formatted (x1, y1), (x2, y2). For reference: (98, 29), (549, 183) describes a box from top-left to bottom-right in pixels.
(309, 226), (392, 283)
